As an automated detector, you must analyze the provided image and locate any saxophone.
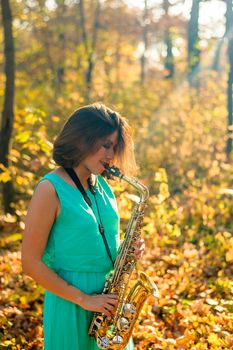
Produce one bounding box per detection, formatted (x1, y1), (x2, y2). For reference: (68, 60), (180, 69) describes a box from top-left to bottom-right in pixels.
(88, 165), (159, 350)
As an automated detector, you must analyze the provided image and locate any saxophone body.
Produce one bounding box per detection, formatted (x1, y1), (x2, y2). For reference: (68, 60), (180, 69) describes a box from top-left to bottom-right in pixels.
(88, 166), (159, 350)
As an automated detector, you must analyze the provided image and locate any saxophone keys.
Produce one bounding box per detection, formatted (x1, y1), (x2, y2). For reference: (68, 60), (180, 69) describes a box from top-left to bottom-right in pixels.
(112, 335), (124, 345)
(97, 336), (110, 349)
(117, 317), (130, 331)
(123, 303), (137, 318)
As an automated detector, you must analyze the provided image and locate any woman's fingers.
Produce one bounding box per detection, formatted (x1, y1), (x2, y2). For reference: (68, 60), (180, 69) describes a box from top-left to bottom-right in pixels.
(102, 294), (119, 315)
(81, 292), (119, 315)
(104, 303), (115, 313)
(105, 294), (119, 304)
(105, 297), (118, 311)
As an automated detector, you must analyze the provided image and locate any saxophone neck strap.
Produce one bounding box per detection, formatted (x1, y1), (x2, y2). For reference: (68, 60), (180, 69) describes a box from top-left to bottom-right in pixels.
(64, 167), (92, 206)
(63, 167), (114, 267)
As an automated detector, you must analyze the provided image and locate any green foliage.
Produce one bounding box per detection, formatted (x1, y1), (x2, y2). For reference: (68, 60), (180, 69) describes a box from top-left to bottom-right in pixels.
(0, 2), (232, 348)
(1, 71), (233, 349)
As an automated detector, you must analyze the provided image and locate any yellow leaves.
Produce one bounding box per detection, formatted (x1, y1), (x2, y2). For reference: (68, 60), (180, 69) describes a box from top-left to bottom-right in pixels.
(119, 43), (135, 57)
(1, 55), (233, 350)
(214, 305), (225, 313)
(19, 295), (28, 306)
(166, 223), (181, 238)
(226, 247), (233, 262)
(12, 108), (54, 170)
(0, 163), (11, 182)
(9, 149), (21, 163)
(155, 168), (168, 183)
(104, 55), (113, 64)
(183, 246), (199, 259)
(201, 204), (215, 226)
(38, 139), (53, 154)
(187, 169), (196, 180)
(27, 143), (40, 152)
(51, 115), (60, 122)
(191, 299), (210, 315)
(25, 112), (39, 125)
(206, 298), (218, 306)
(1, 213), (17, 223)
(153, 169), (170, 205)
(70, 92), (81, 101)
(57, 96), (65, 105)
(5, 233), (22, 242)
(15, 131), (31, 143)
(176, 333), (195, 346)
(207, 332), (223, 346)
(214, 232), (233, 260)
(215, 231), (231, 242)
(157, 183), (170, 204)
(225, 236), (233, 262)
(16, 175), (27, 186)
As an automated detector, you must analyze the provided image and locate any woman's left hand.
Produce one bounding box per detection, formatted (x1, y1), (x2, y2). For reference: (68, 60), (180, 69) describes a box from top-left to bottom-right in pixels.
(132, 238), (145, 260)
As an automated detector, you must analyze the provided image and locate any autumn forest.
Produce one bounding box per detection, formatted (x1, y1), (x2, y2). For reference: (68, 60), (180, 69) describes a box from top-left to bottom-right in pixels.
(0, 0), (233, 349)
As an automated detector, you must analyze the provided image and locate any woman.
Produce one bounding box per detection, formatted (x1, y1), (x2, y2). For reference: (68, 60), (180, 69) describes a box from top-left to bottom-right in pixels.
(22, 103), (144, 350)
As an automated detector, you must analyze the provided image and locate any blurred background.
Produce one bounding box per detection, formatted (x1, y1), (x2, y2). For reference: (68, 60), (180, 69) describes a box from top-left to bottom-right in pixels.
(0, 1), (233, 349)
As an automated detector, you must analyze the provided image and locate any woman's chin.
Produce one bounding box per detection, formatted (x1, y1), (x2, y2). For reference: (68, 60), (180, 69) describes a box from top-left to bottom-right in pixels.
(92, 168), (103, 175)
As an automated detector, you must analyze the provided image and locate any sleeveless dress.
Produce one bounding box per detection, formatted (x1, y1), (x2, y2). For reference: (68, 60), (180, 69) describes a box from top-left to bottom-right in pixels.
(35, 172), (134, 350)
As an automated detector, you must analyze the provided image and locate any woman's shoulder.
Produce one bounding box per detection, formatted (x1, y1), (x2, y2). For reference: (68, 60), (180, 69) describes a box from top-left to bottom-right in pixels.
(34, 169), (63, 192)
(40, 168), (61, 179)
(32, 172), (60, 208)
(36, 167), (65, 184)
(34, 173), (57, 193)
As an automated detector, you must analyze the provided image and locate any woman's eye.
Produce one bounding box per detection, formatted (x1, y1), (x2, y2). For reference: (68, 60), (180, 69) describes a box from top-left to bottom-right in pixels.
(103, 144), (110, 149)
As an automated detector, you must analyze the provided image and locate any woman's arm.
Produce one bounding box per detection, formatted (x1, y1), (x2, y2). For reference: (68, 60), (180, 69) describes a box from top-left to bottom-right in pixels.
(21, 180), (118, 316)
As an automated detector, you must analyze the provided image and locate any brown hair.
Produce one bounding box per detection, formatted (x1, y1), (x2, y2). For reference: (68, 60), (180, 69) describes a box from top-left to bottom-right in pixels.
(53, 102), (137, 176)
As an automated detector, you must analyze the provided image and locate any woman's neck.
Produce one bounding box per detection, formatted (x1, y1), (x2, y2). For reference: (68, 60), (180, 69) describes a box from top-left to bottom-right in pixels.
(73, 165), (95, 189)
(59, 165), (93, 190)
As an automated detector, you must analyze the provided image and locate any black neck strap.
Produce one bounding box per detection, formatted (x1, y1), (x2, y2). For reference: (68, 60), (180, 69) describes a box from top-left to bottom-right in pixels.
(63, 167), (114, 267)
(64, 167), (92, 206)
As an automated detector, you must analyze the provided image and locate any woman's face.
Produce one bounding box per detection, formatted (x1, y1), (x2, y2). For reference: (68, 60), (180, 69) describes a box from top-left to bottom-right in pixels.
(80, 131), (119, 175)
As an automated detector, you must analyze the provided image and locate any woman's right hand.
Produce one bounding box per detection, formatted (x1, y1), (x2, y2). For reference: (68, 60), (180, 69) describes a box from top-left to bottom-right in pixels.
(80, 293), (119, 316)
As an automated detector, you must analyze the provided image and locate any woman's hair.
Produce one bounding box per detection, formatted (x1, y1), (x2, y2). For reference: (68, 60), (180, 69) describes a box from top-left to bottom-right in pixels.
(53, 102), (137, 176)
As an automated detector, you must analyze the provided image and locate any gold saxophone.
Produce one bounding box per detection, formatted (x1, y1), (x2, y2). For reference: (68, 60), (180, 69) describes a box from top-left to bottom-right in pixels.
(88, 165), (159, 350)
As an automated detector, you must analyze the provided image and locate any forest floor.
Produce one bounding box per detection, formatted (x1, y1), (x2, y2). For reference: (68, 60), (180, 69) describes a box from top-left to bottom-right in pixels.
(0, 219), (232, 350)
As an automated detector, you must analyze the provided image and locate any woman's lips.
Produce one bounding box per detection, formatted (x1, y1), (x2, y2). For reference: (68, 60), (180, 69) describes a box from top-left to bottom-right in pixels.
(100, 161), (109, 169)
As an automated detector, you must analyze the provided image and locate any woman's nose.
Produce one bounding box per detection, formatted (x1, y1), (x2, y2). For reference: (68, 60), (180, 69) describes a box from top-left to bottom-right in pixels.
(106, 148), (114, 160)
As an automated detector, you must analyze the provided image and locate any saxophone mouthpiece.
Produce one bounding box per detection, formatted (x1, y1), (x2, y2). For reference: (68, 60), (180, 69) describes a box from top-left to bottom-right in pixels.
(103, 164), (123, 179)
(102, 162), (110, 169)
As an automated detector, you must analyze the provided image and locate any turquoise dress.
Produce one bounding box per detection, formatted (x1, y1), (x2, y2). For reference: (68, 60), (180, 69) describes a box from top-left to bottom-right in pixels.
(35, 173), (134, 350)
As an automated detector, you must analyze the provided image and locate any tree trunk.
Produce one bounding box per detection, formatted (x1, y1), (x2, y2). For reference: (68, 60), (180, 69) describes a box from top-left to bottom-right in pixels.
(212, 0), (232, 71)
(115, 33), (122, 87)
(79, 0), (88, 54)
(163, 0), (174, 79)
(85, 0), (101, 101)
(79, 0), (101, 101)
(211, 39), (225, 71)
(140, 0), (149, 85)
(56, 0), (66, 92)
(226, 0), (233, 157)
(187, 0), (201, 85)
(0, 0), (15, 214)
